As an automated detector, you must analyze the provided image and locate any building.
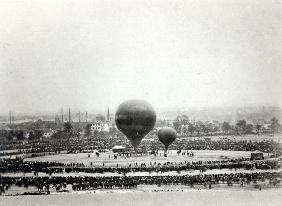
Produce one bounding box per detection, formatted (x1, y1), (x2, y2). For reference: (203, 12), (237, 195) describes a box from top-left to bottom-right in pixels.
(90, 121), (103, 132)
(42, 129), (55, 139)
(250, 150), (264, 160)
(90, 121), (112, 133)
(175, 115), (190, 124)
(112, 145), (126, 153)
(103, 122), (110, 132)
(165, 120), (174, 127)
(263, 123), (272, 133)
(90, 121), (107, 132)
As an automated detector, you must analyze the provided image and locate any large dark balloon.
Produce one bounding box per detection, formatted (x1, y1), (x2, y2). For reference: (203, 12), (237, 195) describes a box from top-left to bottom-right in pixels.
(158, 127), (177, 150)
(115, 100), (156, 151)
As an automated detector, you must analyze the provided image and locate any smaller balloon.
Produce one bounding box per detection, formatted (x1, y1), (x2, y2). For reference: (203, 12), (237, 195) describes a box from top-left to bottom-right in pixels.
(157, 127), (177, 157)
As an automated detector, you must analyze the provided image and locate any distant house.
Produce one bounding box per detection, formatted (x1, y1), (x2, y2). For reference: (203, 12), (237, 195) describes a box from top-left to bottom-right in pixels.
(42, 129), (55, 139)
(176, 115), (190, 124)
(103, 122), (110, 132)
(90, 121), (111, 133)
(250, 150), (264, 160)
(112, 145), (126, 153)
(263, 123), (272, 133)
(90, 121), (103, 132)
(165, 120), (174, 127)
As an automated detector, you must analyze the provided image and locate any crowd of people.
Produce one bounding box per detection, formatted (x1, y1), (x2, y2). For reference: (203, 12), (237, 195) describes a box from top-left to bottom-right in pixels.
(1, 136), (281, 155)
(0, 158), (280, 175)
(1, 171), (281, 195)
(64, 159), (280, 174)
(1, 134), (281, 195)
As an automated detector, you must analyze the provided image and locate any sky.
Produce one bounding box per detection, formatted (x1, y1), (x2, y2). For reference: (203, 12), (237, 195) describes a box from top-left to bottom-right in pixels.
(0, 0), (281, 114)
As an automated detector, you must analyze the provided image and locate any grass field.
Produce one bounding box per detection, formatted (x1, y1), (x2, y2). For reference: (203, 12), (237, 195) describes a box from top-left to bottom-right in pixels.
(24, 150), (257, 167)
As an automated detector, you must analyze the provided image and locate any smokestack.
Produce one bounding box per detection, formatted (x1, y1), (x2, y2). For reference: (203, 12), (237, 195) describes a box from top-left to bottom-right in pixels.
(79, 111), (81, 123)
(61, 108), (64, 122)
(86, 112), (88, 123)
(9, 111), (11, 125)
(69, 108), (71, 122)
(107, 107), (110, 121)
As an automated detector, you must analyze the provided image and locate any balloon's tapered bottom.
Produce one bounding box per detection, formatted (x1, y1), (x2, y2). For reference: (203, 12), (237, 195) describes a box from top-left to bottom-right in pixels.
(164, 148), (168, 157)
(130, 138), (142, 154)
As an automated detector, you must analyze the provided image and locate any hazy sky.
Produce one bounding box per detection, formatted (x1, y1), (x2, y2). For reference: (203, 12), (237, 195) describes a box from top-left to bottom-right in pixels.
(0, 0), (281, 114)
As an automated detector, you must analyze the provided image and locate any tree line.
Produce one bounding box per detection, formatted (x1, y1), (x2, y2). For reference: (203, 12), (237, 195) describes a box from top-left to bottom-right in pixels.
(173, 117), (280, 136)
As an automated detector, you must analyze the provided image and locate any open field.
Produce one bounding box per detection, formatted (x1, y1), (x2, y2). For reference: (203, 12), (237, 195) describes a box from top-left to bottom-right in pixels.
(1, 188), (282, 206)
(24, 150), (258, 167)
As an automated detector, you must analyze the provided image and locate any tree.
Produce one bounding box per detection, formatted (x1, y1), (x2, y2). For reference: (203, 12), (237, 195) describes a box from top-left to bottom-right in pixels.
(201, 124), (209, 134)
(235, 120), (247, 134)
(195, 121), (204, 136)
(85, 124), (92, 137)
(7, 131), (14, 141)
(188, 123), (195, 135)
(52, 131), (63, 139)
(140, 144), (147, 153)
(173, 121), (182, 134)
(222, 122), (231, 134)
(109, 127), (117, 137)
(16, 131), (24, 141)
(255, 124), (262, 135)
(33, 119), (43, 130)
(29, 131), (35, 140)
(29, 130), (43, 140)
(182, 126), (188, 135)
(213, 125), (219, 133)
(93, 130), (99, 138)
(270, 117), (279, 133)
(205, 123), (214, 134)
(74, 129), (81, 140)
(63, 122), (73, 133)
(180, 115), (189, 125)
(97, 131), (106, 139)
(150, 141), (158, 152)
(246, 124), (253, 134)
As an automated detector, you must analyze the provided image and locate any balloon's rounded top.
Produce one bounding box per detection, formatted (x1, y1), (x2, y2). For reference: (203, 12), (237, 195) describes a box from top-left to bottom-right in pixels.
(158, 127), (177, 133)
(116, 99), (155, 113)
(157, 127), (177, 149)
(115, 99), (156, 150)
